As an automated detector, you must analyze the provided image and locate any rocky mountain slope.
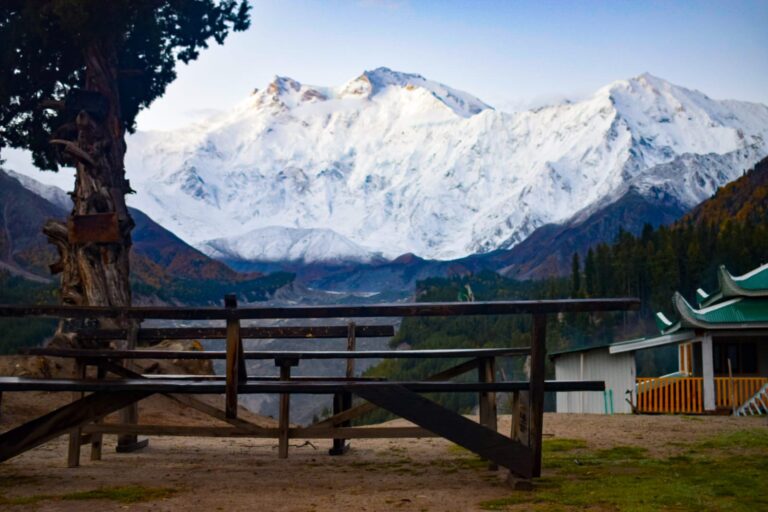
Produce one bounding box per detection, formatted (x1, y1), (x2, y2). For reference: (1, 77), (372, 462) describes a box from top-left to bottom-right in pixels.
(0, 168), (292, 304)
(122, 68), (768, 263)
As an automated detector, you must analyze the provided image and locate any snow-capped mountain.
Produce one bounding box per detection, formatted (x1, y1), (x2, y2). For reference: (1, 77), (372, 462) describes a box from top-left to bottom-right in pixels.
(124, 68), (768, 262)
(202, 226), (377, 264)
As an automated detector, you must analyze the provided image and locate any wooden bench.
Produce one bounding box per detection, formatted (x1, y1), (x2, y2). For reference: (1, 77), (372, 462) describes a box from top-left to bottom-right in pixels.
(0, 295), (639, 480)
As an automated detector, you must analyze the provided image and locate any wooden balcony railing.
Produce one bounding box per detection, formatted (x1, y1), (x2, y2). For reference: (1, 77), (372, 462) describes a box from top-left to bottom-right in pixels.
(635, 377), (768, 414)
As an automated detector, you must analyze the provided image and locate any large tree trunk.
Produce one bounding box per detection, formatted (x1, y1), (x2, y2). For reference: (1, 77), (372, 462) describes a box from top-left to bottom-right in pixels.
(45, 41), (134, 339)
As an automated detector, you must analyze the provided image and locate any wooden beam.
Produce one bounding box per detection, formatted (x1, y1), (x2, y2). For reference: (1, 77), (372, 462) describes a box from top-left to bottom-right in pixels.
(0, 377), (604, 395)
(224, 294), (241, 419)
(67, 361), (86, 467)
(74, 325), (396, 341)
(278, 362), (291, 459)
(355, 384), (533, 477)
(0, 298), (641, 321)
(312, 358), (483, 428)
(528, 314), (546, 478)
(99, 361), (273, 434)
(82, 424), (438, 439)
(90, 365), (106, 461)
(478, 357), (498, 470)
(20, 347), (530, 360)
(117, 323), (142, 452)
(0, 391), (152, 463)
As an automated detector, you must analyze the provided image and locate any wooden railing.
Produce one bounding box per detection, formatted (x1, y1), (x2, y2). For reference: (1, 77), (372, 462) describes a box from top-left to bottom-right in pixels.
(635, 377), (768, 413)
(636, 377), (704, 413)
(715, 377), (768, 409)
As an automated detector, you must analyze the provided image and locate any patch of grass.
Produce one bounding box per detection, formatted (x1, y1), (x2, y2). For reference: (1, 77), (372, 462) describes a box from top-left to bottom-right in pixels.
(480, 430), (768, 512)
(694, 429), (768, 450)
(0, 493), (48, 506)
(0, 485), (177, 507)
(62, 485), (177, 504)
(594, 445), (648, 460)
(542, 438), (587, 453)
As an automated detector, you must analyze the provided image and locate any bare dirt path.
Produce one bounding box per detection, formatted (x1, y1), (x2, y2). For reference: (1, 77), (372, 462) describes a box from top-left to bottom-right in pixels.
(1, 391), (763, 512)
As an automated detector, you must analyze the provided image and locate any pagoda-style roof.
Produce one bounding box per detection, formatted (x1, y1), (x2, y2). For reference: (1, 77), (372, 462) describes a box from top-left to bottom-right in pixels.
(659, 292), (768, 335)
(697, 263), (768, 307)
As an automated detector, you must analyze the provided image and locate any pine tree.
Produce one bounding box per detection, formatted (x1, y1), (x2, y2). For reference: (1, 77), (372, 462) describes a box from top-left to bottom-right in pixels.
(570, 252), (581, 298)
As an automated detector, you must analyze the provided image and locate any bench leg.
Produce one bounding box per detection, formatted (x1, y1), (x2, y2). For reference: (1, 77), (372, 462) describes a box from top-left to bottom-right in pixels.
(478, 357), (498, 470)
(67, 361), (86, 468)
(278, 364), (291, 459)
(90, 366), (105, 461)
(329, 392), (351, 456)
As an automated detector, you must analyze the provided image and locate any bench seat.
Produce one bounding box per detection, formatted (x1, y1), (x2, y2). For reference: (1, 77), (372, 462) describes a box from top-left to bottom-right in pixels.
(20, 347), (530, 360)
(0, 376), (603, 394)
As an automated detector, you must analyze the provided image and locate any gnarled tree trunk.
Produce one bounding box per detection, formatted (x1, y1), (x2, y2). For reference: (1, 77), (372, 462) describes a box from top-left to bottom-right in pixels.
(46, 41), (134, 340)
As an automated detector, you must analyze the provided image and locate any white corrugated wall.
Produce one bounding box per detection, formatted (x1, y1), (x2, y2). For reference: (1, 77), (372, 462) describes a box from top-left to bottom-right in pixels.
(554, 348), (636, 414)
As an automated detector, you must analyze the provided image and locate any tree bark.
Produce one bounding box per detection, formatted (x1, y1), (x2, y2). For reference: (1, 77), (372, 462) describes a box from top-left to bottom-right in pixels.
(46, 40), (134, 339)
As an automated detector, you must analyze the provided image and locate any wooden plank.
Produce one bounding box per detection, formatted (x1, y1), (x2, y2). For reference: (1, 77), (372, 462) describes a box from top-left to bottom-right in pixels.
(74, 325), (396, 341)
(82, 424), (438, 439)
(355, 384), (533, 477)
(528, 314), (546, 478)
(225, 294), (241, 419)
(0, 391), (151, 462)
(67, 213), (120, 244)
(0, 298), (641, 321)
(0, 377), (604, 394)
(21, 347), (530, 360)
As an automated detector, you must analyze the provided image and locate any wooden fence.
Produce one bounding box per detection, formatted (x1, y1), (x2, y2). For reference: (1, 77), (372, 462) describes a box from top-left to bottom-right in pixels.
(635, 377), (768, 413)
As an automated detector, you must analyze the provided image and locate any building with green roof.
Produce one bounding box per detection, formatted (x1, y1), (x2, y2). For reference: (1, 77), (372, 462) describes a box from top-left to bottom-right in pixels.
(553, 263), (768, 415)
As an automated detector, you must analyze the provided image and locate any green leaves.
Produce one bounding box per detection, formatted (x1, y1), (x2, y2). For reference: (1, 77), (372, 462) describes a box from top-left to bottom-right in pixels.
(0, 0), (251, 169)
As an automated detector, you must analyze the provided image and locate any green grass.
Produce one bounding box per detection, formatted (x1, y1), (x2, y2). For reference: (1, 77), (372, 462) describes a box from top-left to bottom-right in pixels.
(481, 429), (768, 512)
(0, 485), (177, 507)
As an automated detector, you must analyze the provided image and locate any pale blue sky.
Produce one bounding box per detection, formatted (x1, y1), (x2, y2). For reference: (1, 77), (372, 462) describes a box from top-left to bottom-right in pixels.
(135, 0), (768, 131)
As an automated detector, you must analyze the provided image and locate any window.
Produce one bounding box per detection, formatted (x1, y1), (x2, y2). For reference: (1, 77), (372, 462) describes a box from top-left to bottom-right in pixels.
(713, 341), (759, 374)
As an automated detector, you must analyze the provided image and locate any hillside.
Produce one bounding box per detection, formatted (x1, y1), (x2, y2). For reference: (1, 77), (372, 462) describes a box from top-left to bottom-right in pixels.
(0, 168), (294, 306)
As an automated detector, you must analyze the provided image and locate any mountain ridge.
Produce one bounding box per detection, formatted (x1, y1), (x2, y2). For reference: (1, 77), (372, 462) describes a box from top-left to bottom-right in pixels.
(122, 68), (768, 263)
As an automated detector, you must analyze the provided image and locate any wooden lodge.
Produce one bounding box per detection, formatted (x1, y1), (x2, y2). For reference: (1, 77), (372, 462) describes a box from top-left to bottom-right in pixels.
(552, 263), (768, 415)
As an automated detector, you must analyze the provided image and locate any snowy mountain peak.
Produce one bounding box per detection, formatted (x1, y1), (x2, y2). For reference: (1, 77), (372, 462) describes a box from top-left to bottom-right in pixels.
(202, 226), (376, 264)
(339, 67), (492, 117)
(124, 71), (768, 263)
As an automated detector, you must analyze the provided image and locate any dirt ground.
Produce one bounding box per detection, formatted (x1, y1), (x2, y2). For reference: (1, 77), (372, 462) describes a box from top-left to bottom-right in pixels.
(1, 388), (765, 512)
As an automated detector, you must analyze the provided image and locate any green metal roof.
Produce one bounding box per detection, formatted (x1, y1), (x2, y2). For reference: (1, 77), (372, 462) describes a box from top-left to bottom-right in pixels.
(667, 292), (768, 332)
(699, 263), (768, 307)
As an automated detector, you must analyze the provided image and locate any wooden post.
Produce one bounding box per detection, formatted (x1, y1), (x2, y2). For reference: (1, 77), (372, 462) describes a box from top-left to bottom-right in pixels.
(478, 357), (498, 470)
(728, 358), (735, 415)
(90, 365), (106, 461)
(225, 294), (242, 419)
(701, 335), (716, 412)
(529, 314), (546, 478)
(67, 360), (86, 467)
(116, 322), (148, 452)
(278, 361), (292, 459)
(331, 322), (356, 455)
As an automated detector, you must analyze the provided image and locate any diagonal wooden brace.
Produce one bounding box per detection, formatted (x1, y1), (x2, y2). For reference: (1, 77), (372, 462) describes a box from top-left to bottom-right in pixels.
(0, 390), (151, 463)
(354, 384), (533, 478)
